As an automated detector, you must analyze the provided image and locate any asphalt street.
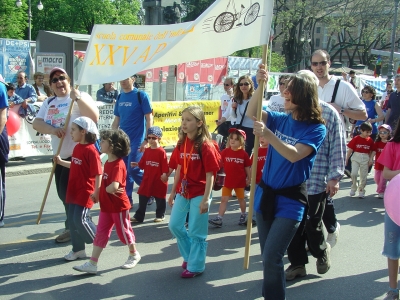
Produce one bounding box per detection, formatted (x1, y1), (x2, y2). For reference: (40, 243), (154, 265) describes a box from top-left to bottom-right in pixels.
(0, 170), (391, 300)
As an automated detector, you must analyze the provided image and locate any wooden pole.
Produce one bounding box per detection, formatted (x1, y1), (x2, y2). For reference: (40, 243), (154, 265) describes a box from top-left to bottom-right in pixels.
(36, 86), (78, 224)
(243, 44), (268, 269)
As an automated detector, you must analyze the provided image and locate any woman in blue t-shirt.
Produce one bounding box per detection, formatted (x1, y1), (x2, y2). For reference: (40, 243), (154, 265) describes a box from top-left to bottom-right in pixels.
(247, 69), (326, 300)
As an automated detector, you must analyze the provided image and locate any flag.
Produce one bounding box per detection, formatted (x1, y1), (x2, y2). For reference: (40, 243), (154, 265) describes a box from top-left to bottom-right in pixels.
(374, 55), (382, 78)
(78, 0), (274, 85)
(397, 64), (400, 74)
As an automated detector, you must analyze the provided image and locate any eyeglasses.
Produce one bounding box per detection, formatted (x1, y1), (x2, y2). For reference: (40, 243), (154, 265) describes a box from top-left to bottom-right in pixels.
(224, 83), (231, 86)
(279, 82), (285, 86)
(51, 75), (67, 84)
(37, 77), (44, 80)
(311, 61), (328, 67)
(379, 131), (389, 134)
(147, 136), (158, 140)
(362, 90), (371, 94)
(239, 82), (250, 86)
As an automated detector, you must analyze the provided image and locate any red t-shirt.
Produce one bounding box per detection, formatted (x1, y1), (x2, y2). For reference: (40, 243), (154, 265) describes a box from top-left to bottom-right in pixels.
(347, 135), (374, 154)
(251, 147), (268, 184)
(66, 143), (102, 208)
(373, 140), (388, 171)
(169, 146), (180, 170)
(221, 147), (251, 188)
(175, 138), (220, 198)
(99, 158), (131, 213)
(137, 147), (169, 198)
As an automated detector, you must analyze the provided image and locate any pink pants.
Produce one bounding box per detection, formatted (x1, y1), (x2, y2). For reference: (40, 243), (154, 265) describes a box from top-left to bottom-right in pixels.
(374, 169), (388, 194)
(93, 210), (136, 248)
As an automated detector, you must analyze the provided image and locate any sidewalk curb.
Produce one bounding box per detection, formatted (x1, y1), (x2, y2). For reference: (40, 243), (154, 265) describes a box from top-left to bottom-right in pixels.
(6, 167), (52, 177)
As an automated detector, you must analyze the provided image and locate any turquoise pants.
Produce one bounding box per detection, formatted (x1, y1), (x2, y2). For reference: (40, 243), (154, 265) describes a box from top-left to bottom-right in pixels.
(168, 194), (211, 273)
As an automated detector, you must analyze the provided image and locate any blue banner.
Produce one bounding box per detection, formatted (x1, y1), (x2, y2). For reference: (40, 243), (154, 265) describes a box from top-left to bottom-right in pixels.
(0, 38), (30, 83)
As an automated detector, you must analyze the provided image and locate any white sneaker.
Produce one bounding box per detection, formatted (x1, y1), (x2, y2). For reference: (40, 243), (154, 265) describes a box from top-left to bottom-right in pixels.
(64, 250), (87, 261)
(73, 261), (97, 274)
(244, 191), (250, 198)
(378, 193), (384, 199)
(0, 220), (4, 228)
(121, 251), (141, 269)
(326, 222), (340, 248)
(358, 191), (365, 199)
(349, 190), (356, 197)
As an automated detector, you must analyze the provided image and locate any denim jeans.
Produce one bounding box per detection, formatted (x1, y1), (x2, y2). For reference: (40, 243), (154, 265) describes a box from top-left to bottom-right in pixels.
(123, 146), (144, 202)
(68, 204), (96, 252)
(168, 194), (211, 273)
(54, 158), (71, 230)
(287, 192), (328, 266)
(256, 212), (300, 300)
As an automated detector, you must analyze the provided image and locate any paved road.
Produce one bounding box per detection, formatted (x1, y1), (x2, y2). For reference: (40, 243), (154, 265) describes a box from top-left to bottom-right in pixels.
(0, 171), (390, 299)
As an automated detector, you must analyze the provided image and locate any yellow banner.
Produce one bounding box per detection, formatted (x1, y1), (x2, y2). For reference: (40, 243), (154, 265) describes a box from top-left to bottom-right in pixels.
(152, 100), (220, 147)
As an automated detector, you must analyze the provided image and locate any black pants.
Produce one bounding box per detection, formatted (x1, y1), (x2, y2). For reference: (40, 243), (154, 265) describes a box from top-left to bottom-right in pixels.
(323, 195), (337, 233)
(134, 194), (166, 222)
(287, 192), (328, 265)
(54, 157), (71, 230)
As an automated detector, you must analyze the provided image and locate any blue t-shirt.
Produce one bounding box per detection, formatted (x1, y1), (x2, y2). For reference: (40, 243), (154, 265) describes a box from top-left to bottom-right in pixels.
(113, 89), (152, 146)
(254, 110), (326, 221)
(0, 82), (9, 163)
(355, 100), (377, 134)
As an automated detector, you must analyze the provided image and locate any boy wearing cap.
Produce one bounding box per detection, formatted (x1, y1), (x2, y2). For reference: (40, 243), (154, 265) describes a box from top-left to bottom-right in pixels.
(209, 128), (251, 227)
(130, 126), (169, 223)
(54, 116), (102, 261)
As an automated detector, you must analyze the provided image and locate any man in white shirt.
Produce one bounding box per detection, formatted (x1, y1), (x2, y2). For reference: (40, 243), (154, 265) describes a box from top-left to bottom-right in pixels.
(268, 75), (290, 112)
(216, 78), (236, 140)
(310, 49), (367, 248)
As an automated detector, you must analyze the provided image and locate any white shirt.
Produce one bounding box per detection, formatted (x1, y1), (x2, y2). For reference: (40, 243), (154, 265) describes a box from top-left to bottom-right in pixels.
(220, 94), (235, 123)
(318, 76), (365, 127)
(268, 94), (285, 112)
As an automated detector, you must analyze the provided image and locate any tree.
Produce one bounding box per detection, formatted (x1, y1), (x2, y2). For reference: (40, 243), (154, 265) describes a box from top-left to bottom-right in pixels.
(181, 0), (215, 21)
(0, 0), (142, 41)
(0, 0), (29, 39)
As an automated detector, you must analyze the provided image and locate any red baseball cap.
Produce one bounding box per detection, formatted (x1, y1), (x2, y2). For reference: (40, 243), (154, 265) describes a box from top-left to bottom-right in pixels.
(49, 67), (67, 78)
(228, 128), (247, 140)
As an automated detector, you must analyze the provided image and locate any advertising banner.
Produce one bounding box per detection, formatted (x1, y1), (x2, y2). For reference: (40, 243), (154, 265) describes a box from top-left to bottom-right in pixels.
(0, 38), (31, 83)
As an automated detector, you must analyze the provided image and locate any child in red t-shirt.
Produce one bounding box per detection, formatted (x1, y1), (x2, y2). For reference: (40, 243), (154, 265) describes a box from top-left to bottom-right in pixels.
(168, 106), (221, 278)
(73, 129), (141, 274)
(346, 122), (374, 198)
(54, 116), (102, 262)
(252, 136), (269, 185)
(209, 128), (251, 227)
(370, 124), (392, 198)
(130, 126), (169, 223)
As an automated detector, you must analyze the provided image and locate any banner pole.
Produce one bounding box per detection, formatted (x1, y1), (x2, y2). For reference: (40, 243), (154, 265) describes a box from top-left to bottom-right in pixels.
(37, 85), (78, 224)
(243, 45), (268, 269)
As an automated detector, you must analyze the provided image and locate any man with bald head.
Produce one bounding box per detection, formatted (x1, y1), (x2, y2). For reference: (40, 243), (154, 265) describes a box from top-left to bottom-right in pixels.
(15, 71), (37, 109)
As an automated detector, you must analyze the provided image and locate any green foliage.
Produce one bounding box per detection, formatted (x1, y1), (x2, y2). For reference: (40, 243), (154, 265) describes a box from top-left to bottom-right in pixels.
(0, 0), (141, 40)
(181, 0), (215, 21)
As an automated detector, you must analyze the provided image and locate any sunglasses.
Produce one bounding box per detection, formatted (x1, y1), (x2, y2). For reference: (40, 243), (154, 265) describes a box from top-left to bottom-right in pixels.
(279, 82), (285, 86)
(224, 83), (231, 86)
(311, 61), (328, 67)
(362, 91), (371, 94)
(147, 136), (158, 140)
(379, 131), (389, 134)
(239, 82), (250, 86)
(51, 75), (67, 84)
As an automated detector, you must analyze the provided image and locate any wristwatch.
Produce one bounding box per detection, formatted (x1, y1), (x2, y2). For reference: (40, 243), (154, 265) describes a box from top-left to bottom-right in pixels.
(340, 107), (345, 114)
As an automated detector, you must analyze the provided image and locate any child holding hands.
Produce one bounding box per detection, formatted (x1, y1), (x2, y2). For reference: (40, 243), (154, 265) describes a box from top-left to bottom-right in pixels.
(130, 126), (169, 223)
(54, 116), (102, 261)
(209, 128), (251, 227)
(73, 129), (141, 274)
(370, 124), (392, 198)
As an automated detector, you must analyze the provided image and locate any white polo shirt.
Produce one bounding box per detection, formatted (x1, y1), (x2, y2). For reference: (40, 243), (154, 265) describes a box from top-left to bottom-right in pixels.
(318, 76), (365, 127)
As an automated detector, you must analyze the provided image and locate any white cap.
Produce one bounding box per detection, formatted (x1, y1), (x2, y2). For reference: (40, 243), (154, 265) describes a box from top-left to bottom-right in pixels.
(73, 116), (99, 139)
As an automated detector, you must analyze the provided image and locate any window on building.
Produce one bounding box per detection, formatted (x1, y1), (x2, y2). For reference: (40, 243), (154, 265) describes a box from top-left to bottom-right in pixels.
(316, 38), (320, 47)
(316, 27), (321, 34)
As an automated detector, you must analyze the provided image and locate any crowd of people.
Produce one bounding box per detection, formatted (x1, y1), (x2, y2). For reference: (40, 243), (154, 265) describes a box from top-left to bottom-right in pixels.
(0, 46), (400, 299)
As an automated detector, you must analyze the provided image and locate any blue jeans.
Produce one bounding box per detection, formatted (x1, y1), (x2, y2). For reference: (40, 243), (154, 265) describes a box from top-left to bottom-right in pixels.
(168, 194), (211, 273)
(68, 204), (97, 252)
(123, 145), (144, 202)
(256, 212), (300, 300)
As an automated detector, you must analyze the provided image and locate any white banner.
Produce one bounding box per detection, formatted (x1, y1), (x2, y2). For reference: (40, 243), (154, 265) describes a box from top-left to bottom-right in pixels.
(78, 0), (273, 85)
